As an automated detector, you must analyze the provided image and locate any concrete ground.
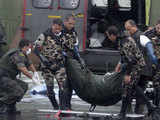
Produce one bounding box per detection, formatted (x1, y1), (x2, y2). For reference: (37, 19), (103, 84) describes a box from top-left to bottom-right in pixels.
(0, 72), (147, 120)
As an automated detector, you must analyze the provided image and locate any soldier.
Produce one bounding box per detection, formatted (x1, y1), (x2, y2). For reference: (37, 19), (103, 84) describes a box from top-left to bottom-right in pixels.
(0, 39), (40, 114)
(108, 26), (155, 119)
(124, 19), (150, 114)
(61, 14), (81, 110)
(144, 18), (160, 106)
(34, 19), (68, 110)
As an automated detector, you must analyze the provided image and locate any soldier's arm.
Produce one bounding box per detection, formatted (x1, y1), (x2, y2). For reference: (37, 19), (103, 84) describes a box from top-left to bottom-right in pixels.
(19, 66), (41, 85)
(144, 27), (156, 39)
(115, 61), (121, 72)
(131, 40), (146, 68)
(12, 52), (33, 79)
(18, 66), (32, 79)
(123, 40), (144, 74)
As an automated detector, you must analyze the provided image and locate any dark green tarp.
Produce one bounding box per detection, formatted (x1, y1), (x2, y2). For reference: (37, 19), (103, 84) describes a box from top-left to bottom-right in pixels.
(66, 58), (125, 106)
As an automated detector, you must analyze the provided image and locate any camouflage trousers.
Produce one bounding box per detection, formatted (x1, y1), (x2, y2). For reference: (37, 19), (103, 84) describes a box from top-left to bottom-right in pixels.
(152, 66), (160, 86)
(0, 75), (28, 105)
(41, 65), (67, 90)
(122, 69), (140, 99)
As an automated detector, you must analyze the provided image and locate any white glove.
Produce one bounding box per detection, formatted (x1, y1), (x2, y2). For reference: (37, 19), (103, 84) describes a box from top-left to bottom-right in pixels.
(32, 72), (41, 85)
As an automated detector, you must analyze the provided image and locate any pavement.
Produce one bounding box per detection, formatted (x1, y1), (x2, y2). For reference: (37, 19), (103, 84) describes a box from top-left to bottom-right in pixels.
(0, 72), (147, 120)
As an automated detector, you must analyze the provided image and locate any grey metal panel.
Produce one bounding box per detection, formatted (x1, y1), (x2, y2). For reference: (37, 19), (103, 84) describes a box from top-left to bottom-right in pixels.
(81, 49), (120, 73)
(150, 0), (160, 25)
(0, 0), (23, 46)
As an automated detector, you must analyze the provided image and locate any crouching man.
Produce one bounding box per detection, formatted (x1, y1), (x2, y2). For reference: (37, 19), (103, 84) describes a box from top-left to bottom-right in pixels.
(0, 39), (40, 114)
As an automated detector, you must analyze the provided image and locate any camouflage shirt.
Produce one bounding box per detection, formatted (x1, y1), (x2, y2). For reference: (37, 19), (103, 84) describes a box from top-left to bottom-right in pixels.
(151, 35), (160, 60)
(35, 27), (79, 61)
(62, 26), (78, 50)
(119, 36), (146, 74)
(35, 28), (65, 64)
(144, 29), (160, 60)
(0, 48), (32, 78)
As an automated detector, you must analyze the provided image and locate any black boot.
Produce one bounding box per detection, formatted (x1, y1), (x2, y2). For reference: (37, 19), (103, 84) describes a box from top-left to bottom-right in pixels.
(48, 94), (59, 110)
(6, 103), (21, 114)
(118, 96), (129, 120)
(65, 89), (72, 110)
(135, 86), (156, 115)
(47, 86), (59, 110)
(153, 86), (160, 107)
(64, 78), (73, 110)
(59, 90), (68, 110)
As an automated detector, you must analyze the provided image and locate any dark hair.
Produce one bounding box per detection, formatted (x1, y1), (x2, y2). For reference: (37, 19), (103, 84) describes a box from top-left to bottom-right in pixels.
(126, 19), (137, 27)
(18, 39), (31, 49)
(52, 19), (63, 26)
(64, 14), (75, 21)
(107, 26), (119, 36)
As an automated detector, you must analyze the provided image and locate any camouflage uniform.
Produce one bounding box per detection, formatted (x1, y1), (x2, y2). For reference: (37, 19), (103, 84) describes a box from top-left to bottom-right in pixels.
(35, 28), (67, 89)
(61, 27), (79, 58)
(150, 35), (160, 85)
(35, 27), (79, 109)
(118, 36), (153, 118)
(144, 29), (160, 85)
(0, 49), (28, 105)
(61, 26), (79, 109)
(131, 30), (150, 114)
(144, 28), (160, 106)
(149, 35), (160, 106)
(119, 36), (146, 98)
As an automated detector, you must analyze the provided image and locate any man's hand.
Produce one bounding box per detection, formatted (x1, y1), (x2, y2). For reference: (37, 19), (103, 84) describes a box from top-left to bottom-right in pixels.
(124, 75), (131, 84)
(115, 63), (121, 72)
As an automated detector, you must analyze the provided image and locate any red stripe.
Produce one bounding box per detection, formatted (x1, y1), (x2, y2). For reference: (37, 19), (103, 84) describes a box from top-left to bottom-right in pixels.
(54, 110), (62, 120)
(22, 0), (27, 38)
(57, 0), (61, 9)
(82, 0), (88, 51)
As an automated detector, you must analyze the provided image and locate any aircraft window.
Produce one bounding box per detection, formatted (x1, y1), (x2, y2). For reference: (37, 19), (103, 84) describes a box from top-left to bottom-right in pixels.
(32, 0), (53, 9)
(88, 23), (105, 48)
(59, 0), (80, 9)
(91, 0), (108, 7)
(118, 0), (131, 8)
(91, 0), (131, 10)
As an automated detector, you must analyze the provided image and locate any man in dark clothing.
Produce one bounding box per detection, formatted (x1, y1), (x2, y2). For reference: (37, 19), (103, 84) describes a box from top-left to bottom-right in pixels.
(62, 14), (80, 110)
(124, 19), (150, 114)
(144, 19), (160, 106)
(108, 26), (155, 119)
(34, 17), (81, 110)
(34, 19), (67, 110)
(0, 39), (40, 114)
(101, 31), (118, 50)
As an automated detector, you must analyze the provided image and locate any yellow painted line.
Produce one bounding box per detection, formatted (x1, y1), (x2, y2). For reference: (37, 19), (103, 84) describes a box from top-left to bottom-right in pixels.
(48, 16), (62, 18)
(76, 14), (84, 18)
(25, 13), (32, 16)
